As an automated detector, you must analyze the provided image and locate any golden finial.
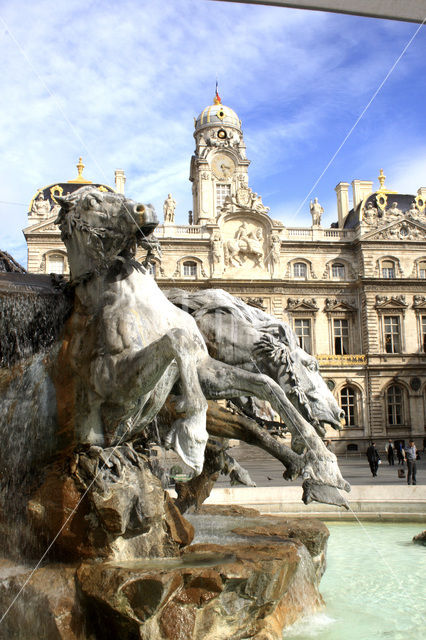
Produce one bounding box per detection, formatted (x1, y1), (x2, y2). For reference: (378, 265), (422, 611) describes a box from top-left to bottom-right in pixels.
(378, 168), (386, 191)
(68, 156), (92, 184)
(77, 157), (84, 177)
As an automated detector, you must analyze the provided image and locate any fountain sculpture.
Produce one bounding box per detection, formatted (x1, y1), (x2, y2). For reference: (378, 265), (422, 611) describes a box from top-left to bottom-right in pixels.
(0, 187), (349, 639)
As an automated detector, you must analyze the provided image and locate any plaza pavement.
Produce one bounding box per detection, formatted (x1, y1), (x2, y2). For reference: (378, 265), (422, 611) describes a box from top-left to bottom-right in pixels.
(165, 443), (426, 519)
(213, 442), (426, 488)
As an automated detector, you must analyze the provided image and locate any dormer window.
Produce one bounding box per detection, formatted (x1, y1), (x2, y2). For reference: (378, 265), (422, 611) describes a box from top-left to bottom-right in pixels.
(48, 254), (64, 274)
(332, 263), (345, 279)
(183, 261), (197, 277)
(382, 260), (395, 279)
(293, 262), (307, 279)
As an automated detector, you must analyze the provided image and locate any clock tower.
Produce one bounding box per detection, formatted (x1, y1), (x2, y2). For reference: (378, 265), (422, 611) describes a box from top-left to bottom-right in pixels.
(190, 90), (250, 225)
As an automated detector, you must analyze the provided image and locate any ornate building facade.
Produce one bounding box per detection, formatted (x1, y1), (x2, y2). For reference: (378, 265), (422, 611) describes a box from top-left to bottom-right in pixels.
(23, 96), (426, 454)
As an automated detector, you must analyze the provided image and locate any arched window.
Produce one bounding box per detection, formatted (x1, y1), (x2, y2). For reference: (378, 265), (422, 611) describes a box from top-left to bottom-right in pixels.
(332, 263), (345, 279)
(340, 386), (356, 427)
(48, 254), (64, 274)
(148, 262), (156, 278)
(183, 261), (197, 277)
(293, 262), (307, 279)
(418, 261), (426, 279)
(387, 385), (403, 425)
(382, 260), (395, 279)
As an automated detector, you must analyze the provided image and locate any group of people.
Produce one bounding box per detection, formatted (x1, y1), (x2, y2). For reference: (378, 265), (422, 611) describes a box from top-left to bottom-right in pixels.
(366, 439), (418, 484)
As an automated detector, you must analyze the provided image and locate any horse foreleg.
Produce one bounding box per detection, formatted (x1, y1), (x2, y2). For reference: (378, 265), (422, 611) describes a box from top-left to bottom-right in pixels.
(94, 329), (208, 473)
(198, 357), (349, 492)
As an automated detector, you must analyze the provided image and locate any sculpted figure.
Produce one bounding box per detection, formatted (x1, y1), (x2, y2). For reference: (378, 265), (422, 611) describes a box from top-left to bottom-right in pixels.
(225, 223), (264, 268)
(310, 197), (323, 226)
(387, 202), (401, 218)
(270, 233), (281, 274)
(407, 201), (420, 219)
(163, 193), (176, 223)
(31, 191), (51, 217)
(363, 201), (377, 225)
(211, 231), (223, 265)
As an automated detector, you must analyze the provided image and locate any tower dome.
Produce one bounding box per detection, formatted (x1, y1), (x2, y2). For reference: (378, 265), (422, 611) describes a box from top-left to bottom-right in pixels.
(195, 93), (241, 132)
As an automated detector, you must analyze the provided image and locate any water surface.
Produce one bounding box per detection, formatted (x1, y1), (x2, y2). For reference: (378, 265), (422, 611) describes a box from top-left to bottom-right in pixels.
(285, 522), (426, 640)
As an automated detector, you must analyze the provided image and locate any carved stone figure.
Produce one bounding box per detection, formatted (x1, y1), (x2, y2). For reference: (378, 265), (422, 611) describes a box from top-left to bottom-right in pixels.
(270, 233), (281, 275)
(188, 210), (193, 225)
(31, 191), (51, 217)
(224, 223), (265, 268)
(163, 193), (176, 223)
(387, 202), (401, 218)
(407, 201), (420, 219)
(310, 197), (323, 226)
(363, 201), (378, 225)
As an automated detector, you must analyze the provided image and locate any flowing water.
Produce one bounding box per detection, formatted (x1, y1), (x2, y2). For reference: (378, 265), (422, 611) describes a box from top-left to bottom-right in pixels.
(285, 522), (426, 640)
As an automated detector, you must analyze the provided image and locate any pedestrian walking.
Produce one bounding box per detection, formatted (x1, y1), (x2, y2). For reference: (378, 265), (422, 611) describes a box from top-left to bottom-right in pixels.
(366, 442), (380, 477)
(385, 439), (395, 466)
(396, 442), (404, 466)
(404, 440), (417, 485)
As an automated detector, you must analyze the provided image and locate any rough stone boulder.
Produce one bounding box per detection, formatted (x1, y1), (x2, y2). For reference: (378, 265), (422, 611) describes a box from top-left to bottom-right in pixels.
(0, 560), (84, 640)
(76, 537), (323, 640)
(26, 445), (194, 561)
(232, 516), (330, 580)
(412, 529), (426, 546)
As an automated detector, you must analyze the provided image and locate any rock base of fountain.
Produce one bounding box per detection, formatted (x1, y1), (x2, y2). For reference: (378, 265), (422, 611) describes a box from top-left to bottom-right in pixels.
(0, 512), (327, 640)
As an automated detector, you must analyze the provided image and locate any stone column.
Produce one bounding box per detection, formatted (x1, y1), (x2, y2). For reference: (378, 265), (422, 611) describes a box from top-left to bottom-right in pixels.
(114, 169), (126, 194)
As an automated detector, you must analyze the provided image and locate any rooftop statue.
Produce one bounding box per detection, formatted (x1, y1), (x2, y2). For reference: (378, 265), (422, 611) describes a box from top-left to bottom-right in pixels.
(310, 197), (323, 226)
(163, 192), (176, 223)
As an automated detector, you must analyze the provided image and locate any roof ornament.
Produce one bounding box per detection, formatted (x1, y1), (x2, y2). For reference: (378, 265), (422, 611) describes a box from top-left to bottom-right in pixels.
(378, 168), (386, 191)
(68, 157), (92, 184)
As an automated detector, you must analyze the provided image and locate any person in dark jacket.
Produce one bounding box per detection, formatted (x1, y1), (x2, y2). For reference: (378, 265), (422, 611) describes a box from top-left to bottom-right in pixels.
(386, 439), (395, 466)
(366, 442), (380, 477)
(396, 442), (404, 465)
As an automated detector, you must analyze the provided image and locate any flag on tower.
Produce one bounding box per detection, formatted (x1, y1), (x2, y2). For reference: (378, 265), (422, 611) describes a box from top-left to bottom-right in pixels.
(214, 81), (221, 104)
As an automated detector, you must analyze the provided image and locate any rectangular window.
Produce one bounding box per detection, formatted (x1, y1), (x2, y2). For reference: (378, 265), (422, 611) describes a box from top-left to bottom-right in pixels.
(384, 316), (401, 353)
(294, 319), (312, 354)
(332, 264), (345, 279)
(340, 387), (355, 427)
(183, 262), (197, 277)
(216, 184), (231, 212)
(422, 316), (426, 353)
(333, 319), (349, 355)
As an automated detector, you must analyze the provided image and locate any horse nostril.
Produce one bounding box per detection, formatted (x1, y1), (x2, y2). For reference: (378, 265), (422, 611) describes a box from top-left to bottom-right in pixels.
(134, 204), (145, 226)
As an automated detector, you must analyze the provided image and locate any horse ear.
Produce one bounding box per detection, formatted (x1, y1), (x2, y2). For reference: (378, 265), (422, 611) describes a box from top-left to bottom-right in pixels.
(55, 195), (71, 210)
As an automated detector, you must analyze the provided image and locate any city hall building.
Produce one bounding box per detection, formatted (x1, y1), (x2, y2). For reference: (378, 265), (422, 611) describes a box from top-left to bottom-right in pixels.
(23, 95), (426, 453)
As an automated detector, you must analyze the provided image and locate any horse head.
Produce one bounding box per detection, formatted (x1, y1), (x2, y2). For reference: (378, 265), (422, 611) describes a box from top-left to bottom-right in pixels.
(254, 330), (345, 436)
(54, 186), (158, 282)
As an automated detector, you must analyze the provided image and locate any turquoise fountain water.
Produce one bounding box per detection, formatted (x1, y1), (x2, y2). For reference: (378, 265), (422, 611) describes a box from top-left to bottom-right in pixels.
(285, 522), (425, 640)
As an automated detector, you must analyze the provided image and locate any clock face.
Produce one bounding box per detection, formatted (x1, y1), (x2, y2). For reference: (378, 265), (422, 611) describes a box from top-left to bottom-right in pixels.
(211, 153), (235, 180)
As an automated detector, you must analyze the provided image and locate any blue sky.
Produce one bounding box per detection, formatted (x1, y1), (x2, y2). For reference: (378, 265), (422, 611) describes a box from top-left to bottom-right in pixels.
(1, 0), (425, 267)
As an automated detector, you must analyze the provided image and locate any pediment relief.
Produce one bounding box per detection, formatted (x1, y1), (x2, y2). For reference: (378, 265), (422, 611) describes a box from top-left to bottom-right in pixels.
(23, 215), (60, 234)
(286, 297), (318, 312)
(362, 218), (426, 241)
(375, 294), (407, 310)
(324, 298), (357, 313)
(413, 295), (426, 309)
